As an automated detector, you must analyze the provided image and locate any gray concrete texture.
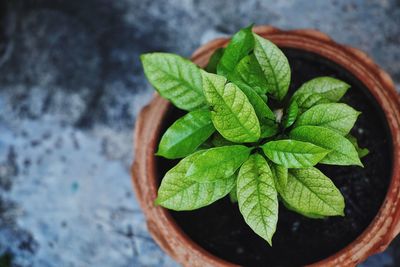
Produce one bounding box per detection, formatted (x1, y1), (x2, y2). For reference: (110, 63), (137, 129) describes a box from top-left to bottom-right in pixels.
(0, 0), (399, 266)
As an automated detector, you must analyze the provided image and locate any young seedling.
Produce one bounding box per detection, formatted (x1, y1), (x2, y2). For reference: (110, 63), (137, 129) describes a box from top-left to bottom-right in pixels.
(140, 25), (368, 245)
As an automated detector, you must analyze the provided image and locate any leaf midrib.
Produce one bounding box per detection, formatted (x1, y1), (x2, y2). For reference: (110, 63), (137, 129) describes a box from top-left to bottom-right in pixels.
(168, 123), (213, 151)
(150, 61), (203, 96)
(254, 37), (280, 98)
(211, 82), (258, 138)
(291, 128), (358, 164)
(302, 110), (354, 126)
(161, 174), (207, 202)
(268, 147), (325, 155)
(255, 170), (270, 237)
(187, 148), (248, 180)
(290, 172), (341, 214)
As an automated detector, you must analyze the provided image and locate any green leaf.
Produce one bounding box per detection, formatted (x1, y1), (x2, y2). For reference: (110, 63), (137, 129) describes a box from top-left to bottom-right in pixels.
(237, 154), (278, 245)
(282, 101), (298, 128)
(217, 25), (254, 76)
(186, 145), (251, 182)
(202, 72), (261, 142)
(294, 92), (331, 110)
(157, 110), (215, 159)
(281, 198), (326, 219)
(232, 80), (276, 123)
(214, 37), (275, 124)
(141, 53), (205, 110)
(260, 94), (268, 103)
(205, 48), (224, 74)
(347, 134), (369, 158)
(211, 133), (235, 147)
(261, 140), (330, 168)
(196, 139), (214, 150)
(238, 85), (276, 140)
(290, 126), (363, 166)
(279, 168), (345, 217)
(260, 119), (279, 138)
(268, 162), (288, 193)
(155, 151), (235, 210)
(229, 80), (277, 138)
(229, 184), (238, 203)
(233, 54), (269, 94)
(293, 77), (350, 103)
(253, 33), (291, 101)
(295, 103), (360, 135)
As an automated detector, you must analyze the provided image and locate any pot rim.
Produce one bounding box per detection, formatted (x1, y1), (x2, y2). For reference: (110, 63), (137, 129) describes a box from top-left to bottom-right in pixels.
(132, 26), (400, 267)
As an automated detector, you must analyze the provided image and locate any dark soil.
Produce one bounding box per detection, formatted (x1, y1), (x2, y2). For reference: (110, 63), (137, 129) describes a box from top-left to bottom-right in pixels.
(155, 48), (393, 267)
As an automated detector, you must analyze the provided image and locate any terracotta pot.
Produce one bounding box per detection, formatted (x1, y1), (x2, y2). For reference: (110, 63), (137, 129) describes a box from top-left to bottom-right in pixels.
(132, 26), (400, 267)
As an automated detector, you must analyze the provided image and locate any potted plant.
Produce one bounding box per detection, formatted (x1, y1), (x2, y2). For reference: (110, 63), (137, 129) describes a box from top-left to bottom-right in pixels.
(132, 25), (400, 266)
